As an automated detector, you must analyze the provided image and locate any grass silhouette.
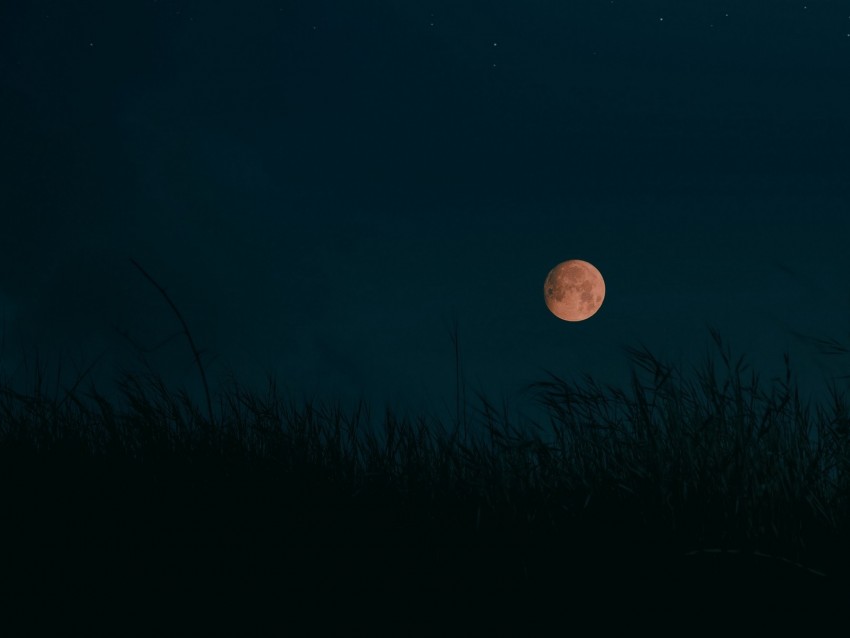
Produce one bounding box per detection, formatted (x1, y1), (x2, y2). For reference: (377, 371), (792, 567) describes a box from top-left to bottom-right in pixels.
(0, 274), (849, 632)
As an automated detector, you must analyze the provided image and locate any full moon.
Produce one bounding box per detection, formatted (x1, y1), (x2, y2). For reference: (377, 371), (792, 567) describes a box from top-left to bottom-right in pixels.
(543, 259), (605, 322)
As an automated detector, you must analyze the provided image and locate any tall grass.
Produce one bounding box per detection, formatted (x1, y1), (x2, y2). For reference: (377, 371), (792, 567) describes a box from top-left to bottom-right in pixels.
(1, 327), (848, 571)
(2, 330), (849, 632)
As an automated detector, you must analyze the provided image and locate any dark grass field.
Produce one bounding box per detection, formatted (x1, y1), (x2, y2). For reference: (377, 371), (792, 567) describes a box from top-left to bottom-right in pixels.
(2, 328), (850, 635)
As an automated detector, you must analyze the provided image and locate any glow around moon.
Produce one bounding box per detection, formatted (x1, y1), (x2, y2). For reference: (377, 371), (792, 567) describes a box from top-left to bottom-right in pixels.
(543, 259), (605, 322)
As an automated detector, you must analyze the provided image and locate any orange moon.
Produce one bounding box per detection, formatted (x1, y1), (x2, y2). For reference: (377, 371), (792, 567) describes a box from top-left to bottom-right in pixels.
(543, 259), (605, 322)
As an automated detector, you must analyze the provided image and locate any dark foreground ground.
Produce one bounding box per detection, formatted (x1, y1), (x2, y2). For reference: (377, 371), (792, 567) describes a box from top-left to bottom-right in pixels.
(1, 446), (847, 635)
(3, 337), (850, 634)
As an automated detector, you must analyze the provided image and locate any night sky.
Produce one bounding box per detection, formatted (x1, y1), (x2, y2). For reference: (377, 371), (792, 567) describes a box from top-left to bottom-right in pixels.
(3, 0), (850, 421)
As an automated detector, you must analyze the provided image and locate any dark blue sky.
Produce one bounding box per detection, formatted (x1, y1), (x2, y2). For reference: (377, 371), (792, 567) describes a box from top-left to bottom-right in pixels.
(2, 1), (850, 419)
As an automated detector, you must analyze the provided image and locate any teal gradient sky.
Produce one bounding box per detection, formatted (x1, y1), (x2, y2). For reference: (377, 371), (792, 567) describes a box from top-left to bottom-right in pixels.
(2, 1), (850, 420)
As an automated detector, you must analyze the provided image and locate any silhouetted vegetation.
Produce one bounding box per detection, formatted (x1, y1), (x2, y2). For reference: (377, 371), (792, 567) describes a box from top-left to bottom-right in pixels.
(1, 325), (849, 632)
